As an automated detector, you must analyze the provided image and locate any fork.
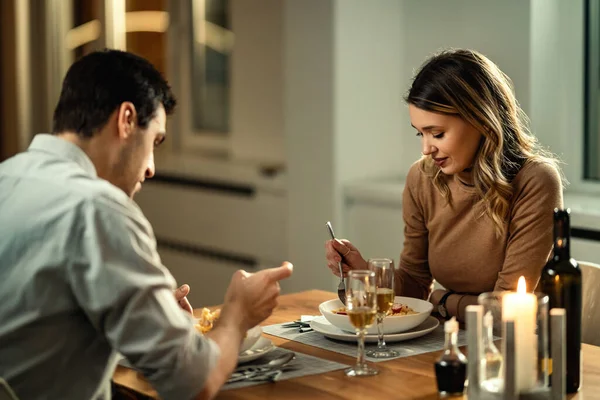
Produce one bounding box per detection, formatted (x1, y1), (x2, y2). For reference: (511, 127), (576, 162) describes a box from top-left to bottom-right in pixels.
(326, 221), (346, 305)
(281, 321), (313, 332)
(227, 352), (296, 383)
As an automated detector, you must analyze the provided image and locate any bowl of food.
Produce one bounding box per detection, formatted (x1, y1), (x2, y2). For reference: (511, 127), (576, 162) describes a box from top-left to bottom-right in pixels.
(194, 308), (262, 353)
(319, 296), (433, 335)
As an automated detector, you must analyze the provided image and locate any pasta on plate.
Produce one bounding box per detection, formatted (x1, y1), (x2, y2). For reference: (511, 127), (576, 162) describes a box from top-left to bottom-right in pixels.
(332, 303), (417, 316)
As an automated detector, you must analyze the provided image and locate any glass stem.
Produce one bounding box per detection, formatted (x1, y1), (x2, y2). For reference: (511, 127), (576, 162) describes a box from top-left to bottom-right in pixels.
(487, 327), (496, 349)
(357, 329), (366, 368)
(376, 314), (386, 349)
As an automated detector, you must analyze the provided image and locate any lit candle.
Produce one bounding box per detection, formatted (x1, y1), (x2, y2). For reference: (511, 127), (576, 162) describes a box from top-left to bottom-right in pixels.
(502, 276), (538, 392)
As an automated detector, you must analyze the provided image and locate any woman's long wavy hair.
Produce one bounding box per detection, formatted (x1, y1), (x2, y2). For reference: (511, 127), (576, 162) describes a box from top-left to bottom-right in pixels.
(405, 49), (563, 237)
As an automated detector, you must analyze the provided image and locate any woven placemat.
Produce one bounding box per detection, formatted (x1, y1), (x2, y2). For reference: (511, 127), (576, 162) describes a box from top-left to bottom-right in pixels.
(223, 347), (349, 391)
(262, 321), (466, 363)
(118, 346), (349, 392)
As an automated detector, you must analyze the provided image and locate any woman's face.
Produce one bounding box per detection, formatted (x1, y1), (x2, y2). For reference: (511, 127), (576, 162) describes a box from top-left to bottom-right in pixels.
(409, 104), (482, 175)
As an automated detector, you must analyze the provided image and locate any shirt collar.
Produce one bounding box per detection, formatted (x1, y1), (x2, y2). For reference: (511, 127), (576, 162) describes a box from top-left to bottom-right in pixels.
(28, 134), (98, 178)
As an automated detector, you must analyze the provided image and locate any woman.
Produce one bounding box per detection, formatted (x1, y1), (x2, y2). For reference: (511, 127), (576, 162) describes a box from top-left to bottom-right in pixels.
(325, 49), (563, 322)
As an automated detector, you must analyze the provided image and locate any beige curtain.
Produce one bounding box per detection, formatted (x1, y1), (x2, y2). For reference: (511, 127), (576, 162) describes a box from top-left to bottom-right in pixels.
(0, 0), (20, 161)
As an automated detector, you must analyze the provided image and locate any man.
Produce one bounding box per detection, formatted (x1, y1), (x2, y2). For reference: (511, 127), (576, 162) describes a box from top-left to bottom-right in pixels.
(0, 49), (293, 400)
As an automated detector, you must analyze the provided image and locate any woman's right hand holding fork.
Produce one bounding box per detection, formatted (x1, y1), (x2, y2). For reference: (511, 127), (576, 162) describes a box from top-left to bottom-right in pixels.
(325, 239), (368, 277)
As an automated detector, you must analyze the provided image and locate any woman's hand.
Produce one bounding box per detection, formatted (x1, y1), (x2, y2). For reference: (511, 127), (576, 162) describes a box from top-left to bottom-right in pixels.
(325, 239), (367, 277)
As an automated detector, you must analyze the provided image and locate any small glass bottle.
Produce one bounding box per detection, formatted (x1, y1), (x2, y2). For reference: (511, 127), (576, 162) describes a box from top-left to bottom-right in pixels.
(480, 311), (503, 392)
(435, 317), (467, 396)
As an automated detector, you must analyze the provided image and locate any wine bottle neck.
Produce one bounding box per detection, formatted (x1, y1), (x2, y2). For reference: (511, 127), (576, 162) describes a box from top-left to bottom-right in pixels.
(553, 240), (570, 259)
(553, 218), (570, 259)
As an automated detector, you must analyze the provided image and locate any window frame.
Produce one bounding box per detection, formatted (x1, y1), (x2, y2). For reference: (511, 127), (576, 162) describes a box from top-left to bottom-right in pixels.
(530, 0), (600, 195)
(584, 0), (600, 181)
(40, 0), (233, 157)
(167, 0), (231, 156)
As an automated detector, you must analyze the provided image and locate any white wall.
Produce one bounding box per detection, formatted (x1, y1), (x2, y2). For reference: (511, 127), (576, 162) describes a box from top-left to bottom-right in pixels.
(334, 0), (405, 185)
(529, 0), (586, 191)
(230, 0), (285, 165)
(283, 0), (336, 292)
(395, 0), (532, 177)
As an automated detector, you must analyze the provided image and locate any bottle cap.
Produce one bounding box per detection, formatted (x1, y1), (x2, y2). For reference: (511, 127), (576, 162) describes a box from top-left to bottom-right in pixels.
(553, 208), (571, 219)
(484, 311), (493, 327)
(444, 316), (458, 333)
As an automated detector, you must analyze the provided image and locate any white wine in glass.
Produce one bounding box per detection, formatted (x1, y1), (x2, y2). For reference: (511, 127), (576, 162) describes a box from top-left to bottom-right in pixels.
(376, 287), (394, 314)
(347, 307), (377, 329)
(367, 258), (399, 358)
(345, 270), (379, 377)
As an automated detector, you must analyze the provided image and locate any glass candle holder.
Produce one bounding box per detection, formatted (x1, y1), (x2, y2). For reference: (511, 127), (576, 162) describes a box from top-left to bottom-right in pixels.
(477, 291), (549, 395)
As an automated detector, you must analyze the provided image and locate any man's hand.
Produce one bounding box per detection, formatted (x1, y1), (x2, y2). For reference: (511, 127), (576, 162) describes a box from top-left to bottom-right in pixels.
(193, 262), (293, 400)
(221, 262), (294, 333)
(174, 284), (193, 314)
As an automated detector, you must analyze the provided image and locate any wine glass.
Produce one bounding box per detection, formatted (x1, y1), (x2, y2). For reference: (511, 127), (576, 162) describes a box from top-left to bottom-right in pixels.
(344, 270), (379, 377)
(366, 258), (399, 358)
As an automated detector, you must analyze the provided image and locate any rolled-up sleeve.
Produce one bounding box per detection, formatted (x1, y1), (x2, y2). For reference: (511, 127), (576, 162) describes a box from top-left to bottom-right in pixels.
(67, 195), (220, 400)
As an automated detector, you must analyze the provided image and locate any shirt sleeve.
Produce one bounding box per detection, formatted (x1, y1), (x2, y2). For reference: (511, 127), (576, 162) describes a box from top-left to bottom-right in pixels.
(494, 162), (563, 292)
(67, 194), (219, 400)
(397, 163), (433, 300)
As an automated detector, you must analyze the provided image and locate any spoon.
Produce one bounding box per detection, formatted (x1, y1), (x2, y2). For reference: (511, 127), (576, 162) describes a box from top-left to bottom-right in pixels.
(228, 352), (296, 383)
(236, 351), (295, 373)
(326, 221), (346, 305)
(261, 351), (295, 369)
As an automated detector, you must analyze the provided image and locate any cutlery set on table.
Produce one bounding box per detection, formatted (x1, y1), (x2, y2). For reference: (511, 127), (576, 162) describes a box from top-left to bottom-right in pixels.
(281, 316), (316, 333)
(227, 352), (296, 383)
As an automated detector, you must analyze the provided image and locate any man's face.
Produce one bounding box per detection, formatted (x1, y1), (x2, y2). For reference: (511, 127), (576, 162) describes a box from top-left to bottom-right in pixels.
(115, 105), (166, 198)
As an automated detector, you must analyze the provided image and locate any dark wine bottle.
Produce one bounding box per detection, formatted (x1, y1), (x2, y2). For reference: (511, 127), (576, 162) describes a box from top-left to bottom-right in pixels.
(539, 208), (582, 393)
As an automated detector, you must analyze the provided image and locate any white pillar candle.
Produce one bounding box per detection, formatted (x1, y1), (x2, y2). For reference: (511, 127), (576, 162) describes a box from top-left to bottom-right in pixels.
(502, 276), (538, 392)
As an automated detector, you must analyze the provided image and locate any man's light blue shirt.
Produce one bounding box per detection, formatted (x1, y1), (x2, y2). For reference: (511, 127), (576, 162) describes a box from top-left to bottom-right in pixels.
(0, 134), (219, 400)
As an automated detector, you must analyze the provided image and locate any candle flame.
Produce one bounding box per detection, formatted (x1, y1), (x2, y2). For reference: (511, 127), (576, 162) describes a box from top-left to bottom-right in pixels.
(517, 276), (527, 293)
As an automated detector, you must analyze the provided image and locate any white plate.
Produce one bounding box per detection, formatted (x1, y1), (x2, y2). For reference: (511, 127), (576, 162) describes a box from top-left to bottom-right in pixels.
(116, 336), (276, 368)
(238, 336), (275, 363)
(195, 317), (262, 353)
(319, 297), (433, 335)
(309, 315), (439, 343)
(240, 325), (263, 353)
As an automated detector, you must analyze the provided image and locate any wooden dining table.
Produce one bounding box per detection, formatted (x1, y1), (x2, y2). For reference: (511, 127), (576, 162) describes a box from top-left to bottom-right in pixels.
(113, 290), (600, 399)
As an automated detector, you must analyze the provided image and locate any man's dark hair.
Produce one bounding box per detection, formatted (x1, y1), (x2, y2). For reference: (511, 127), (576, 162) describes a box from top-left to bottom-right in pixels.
(52, 49), (176, 137)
